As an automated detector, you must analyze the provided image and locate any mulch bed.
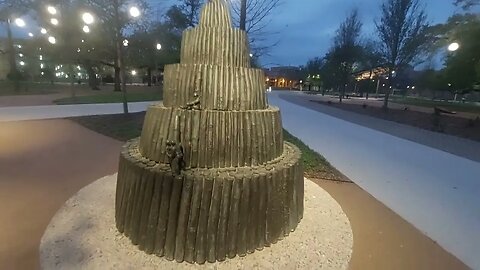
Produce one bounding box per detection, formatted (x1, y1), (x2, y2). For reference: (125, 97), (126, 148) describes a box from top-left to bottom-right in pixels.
(312, 100), (480, 142)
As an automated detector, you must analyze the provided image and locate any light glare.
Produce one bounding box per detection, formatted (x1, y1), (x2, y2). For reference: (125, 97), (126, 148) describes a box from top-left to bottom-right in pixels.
(47, 6), (57, 15)
(15, 18), (26, 27)
(129, 7), (140, 17)
(82, 12), (94, 24)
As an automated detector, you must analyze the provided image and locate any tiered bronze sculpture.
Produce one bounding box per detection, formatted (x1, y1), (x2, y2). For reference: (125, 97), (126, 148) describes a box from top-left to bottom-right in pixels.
(115, 0), (304, 264)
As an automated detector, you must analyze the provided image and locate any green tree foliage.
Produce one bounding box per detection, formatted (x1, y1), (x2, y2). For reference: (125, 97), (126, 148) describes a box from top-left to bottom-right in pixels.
(443, 17), (480, 90)
(325, 9), (363, 102)
(375, 0), (430, 108)
(304, 57), (323, 90)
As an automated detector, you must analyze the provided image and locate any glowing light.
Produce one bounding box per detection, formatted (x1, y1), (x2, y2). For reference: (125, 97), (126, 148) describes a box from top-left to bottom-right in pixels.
(39, 55), (43, 60)
(17, 45), (22, 49)
(82, 12), (94, 24)
(123, 39), (129, 47)
(50, 18), (59, 25)
(249, 53), (253, 57)
(15, 18), (26, 27)
(19, 61), (25, 66)
(77, 72), (82, 77)
(82, 25), (90, 33)
(48, 36), (56, 44)
(18, 53), (23, 57)
(156, 43), (162, 50)
(129, 6), (140, 17)
(41, 28), (47, 34)
(40, 63), (44, 68)
(47, 6), (57, 15)
(131, 70), (137, 76)
(28, 32), (34, 37)
(448, 42), (460, 52)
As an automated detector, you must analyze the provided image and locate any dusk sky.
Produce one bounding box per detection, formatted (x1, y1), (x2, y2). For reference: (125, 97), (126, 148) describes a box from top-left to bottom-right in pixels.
(259, 0), (463, 67)
(2, 0), (469, 68)
(159, 0), (465, 67)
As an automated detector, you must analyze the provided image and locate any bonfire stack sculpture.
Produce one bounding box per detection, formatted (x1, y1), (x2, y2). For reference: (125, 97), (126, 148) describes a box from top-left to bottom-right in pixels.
(115, 0), (304, 264)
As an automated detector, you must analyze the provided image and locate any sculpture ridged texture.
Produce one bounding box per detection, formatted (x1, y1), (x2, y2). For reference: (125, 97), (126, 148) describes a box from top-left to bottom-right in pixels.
(115, 0), (304, 264)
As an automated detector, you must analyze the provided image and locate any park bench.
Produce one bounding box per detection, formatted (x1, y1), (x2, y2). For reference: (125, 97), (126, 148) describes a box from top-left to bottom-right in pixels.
(434, 106), (457, 115)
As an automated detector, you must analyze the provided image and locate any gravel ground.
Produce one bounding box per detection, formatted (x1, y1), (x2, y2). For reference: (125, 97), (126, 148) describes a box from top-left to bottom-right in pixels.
(40, 174), (353, 270)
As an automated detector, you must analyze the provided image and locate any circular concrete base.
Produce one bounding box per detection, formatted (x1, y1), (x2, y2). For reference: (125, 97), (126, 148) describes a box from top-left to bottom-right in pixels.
(40, 174), (353, 269)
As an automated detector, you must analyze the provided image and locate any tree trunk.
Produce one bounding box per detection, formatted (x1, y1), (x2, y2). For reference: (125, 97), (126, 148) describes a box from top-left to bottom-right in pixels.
(69, 64), (76, 99)
(383, 69), (394, 110)
(147, 67), (152, 87)
(86, 64), (100, 90)
(114, 66), (121, 91)
(114, 0), (128, 114)
(6, 19), (20, 92)
(240, 0), (247, 30)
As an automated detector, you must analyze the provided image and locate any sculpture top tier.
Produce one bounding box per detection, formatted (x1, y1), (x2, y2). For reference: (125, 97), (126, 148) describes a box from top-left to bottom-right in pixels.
(163, 0), (267, 111)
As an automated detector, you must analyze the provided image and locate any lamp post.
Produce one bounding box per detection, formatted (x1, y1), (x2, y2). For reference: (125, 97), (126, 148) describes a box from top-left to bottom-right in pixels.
(113, 0), (141, 114)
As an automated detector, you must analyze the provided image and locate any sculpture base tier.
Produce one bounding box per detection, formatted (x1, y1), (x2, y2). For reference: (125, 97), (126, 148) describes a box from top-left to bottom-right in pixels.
(139, 105), (284, 168)
(115, 139), (304, 264)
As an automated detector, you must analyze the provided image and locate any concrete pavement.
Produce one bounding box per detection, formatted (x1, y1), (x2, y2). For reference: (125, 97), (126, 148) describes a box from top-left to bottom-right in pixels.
(269, 91), (480, 269)
(0, 101), (156, 122)
(1, 94), (478, 268)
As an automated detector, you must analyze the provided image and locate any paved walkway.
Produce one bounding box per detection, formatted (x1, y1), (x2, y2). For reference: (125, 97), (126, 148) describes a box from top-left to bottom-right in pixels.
(0, 120), (123, 269)
(269, 91), (480, 270)
(284, 93), (480, 163)
(1, 95), (478, 268)
(0, 102), (156, 122)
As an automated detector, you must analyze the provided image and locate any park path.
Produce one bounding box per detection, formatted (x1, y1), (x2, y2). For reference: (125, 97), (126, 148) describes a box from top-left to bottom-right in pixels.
(0, 101), (156, 122)
(0, 94), (471, 269)
(0, 119), (123, 269)
(269, 91), (480, 270)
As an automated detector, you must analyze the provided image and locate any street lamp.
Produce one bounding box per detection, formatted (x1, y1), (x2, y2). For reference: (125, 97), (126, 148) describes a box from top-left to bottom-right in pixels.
(129, 6), (140, 17)
(14, 18), (26, 27)
(47, 6), (57, 15)
(83, 25), (90, 33)
(50, 18), (59, 25)
(48, 36), (56, 44)
(448, 42), (460, 52)
(82, 12), (94, 24)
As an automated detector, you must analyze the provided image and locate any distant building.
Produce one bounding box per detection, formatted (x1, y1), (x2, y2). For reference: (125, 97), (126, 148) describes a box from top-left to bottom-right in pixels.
(264, 66), (304, 89)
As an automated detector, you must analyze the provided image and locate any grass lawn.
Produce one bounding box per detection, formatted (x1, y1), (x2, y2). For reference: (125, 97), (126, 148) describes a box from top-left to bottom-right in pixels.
(391, 96), (480, 114)
(0, 81), (63, 96)
(55, 88), (162, 104)
(72, 112), (347, 182)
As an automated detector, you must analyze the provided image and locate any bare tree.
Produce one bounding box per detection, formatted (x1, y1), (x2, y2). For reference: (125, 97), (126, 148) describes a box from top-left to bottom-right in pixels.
(375, 0), (430, 108)
(330, 9), (363, 102)
(230, 0), (281, 58)
(180, 0), (203, 27)
(455, 0), (479, 9)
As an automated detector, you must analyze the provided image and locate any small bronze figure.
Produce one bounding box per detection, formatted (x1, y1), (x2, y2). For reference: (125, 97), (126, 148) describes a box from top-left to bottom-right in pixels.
(166, 140), (185, 176)
(182, 91), (201, 110)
